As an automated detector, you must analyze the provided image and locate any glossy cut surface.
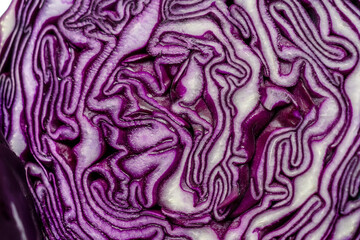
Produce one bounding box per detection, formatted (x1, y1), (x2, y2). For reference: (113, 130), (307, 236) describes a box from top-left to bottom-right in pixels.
(1, 0), (360, 239)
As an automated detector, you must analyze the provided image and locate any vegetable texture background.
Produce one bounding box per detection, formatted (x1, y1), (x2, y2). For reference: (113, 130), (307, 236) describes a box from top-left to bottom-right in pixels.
(0, 0), (360, 239)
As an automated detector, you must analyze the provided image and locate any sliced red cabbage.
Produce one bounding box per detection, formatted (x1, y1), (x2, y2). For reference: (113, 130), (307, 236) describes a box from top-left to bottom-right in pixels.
(0, 0), (360, 239)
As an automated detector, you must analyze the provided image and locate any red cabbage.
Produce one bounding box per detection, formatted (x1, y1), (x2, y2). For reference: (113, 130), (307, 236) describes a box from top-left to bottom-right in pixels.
(0, 0), (360, 239)
(0, 131), (41, 239)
